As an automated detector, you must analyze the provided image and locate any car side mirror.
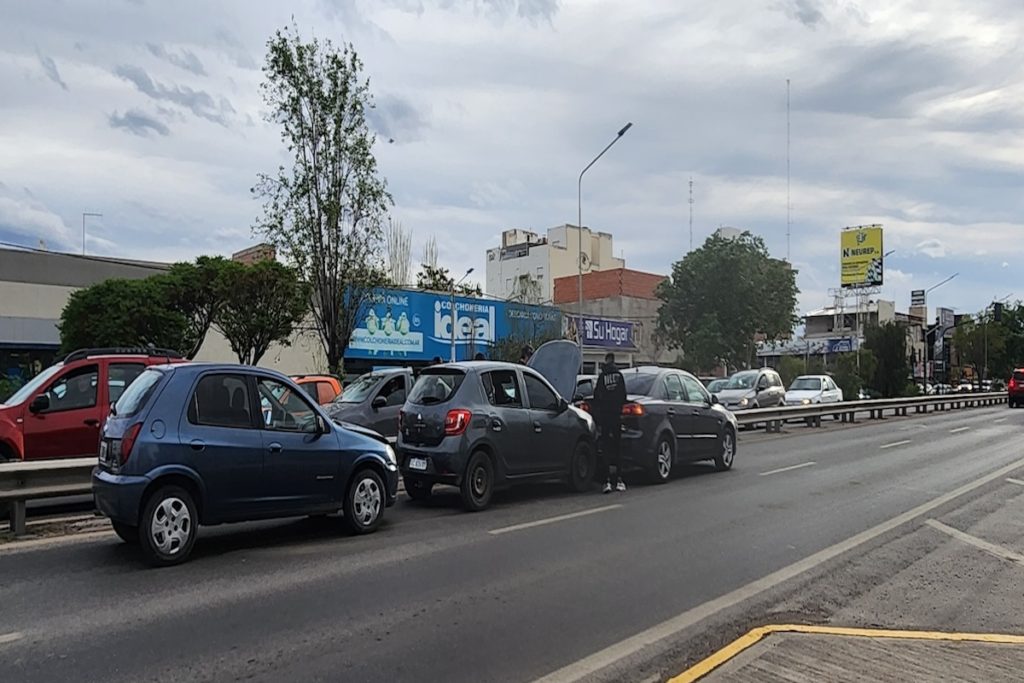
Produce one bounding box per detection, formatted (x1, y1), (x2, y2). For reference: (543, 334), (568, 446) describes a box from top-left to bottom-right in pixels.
(316, 415), (329, 434)
(558, 397), (569, 413)
(710, 394), (719, 405)
(757, 382), (768, 392)
(371, 396), (387, 411)
(29, 394), (49, 413)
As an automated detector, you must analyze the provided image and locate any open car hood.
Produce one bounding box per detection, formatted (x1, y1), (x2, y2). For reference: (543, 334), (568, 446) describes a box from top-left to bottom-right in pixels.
(528, 340), (582, 401)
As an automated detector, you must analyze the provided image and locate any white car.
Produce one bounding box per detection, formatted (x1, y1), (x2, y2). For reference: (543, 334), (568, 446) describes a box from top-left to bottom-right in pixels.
(784, 375), (844, 406)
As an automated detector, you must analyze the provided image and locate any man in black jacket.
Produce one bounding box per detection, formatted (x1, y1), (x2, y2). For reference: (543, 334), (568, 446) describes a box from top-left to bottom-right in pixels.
(593, 352), (627, 493)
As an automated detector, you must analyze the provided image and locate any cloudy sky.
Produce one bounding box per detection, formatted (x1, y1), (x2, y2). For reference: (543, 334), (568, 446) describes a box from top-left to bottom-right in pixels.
(2, 0), (1022, 318)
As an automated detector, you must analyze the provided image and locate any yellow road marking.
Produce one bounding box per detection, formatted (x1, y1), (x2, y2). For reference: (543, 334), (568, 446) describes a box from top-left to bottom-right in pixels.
(669, 624), (1024, 682)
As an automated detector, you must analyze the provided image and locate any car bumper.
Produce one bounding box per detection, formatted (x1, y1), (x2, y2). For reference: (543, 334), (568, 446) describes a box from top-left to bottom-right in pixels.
(619, 429), (656, 470)
(92, 467), (150, 526)
(397, 444), (467, 487)
(384, 464), (400, 506)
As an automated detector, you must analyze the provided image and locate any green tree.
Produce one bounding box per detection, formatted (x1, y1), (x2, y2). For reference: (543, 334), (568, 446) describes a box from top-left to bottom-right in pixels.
(162, 256), (231, 359)
(776, 356), (806, 387)
(253, 25), (391, 375)
(864, 322), (911, 398)
(213, 261), (309, 365)
(416, 264), (482, 296)
(832, 350), (875, 400)
(59, 278), (188, 353)
(657, 232), (799, 372)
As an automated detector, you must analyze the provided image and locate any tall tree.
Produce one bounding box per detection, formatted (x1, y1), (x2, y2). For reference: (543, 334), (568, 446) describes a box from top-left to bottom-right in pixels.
(213, 261), (309, 365)
(656, 231), (799, 372)
(385, 219), (413, 286)
(162, 256), (231, 359)
(952, 312), (1007, 381)
(422, 235), (438, 271)
(416, 264), (482, 296)
(253, 25), (392, 374)
(864, 322), (912, 397)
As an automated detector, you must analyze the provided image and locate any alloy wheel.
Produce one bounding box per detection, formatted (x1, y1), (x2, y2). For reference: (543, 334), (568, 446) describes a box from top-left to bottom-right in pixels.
(150, 497), (191, 556)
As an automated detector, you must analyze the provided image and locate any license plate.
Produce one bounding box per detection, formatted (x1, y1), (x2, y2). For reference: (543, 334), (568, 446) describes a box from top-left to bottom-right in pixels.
(408, 457), (427, 471)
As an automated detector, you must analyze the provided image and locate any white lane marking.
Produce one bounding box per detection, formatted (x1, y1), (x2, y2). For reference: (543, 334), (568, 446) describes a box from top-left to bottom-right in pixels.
(1006, 478), (1024, 487)
(949, 427), (971, 434)
(531, 456), (1024, 683)
(489, 504), (622, 536)
(925, 519), (1024, 565)
(0, 632), (23, 645)
(759, 462), (816, 477)
(994, 417), (1008, 423)
(880, 440), (912, 450)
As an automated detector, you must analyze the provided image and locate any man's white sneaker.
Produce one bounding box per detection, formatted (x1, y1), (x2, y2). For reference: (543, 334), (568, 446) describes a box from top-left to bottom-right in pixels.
(602, 481), (613, 494)
(616, 481), (627, 492)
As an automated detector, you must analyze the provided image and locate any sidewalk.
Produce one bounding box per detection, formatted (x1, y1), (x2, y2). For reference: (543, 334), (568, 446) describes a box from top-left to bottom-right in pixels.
(673, 625), (1024, 682)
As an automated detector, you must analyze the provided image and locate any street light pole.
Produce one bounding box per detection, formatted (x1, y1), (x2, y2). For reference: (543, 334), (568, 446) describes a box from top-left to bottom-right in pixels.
(82, 212), (102, 255)
(924, 273), (958, 386)
(450, 268), (474, 362)
(577, 122), (633, 348)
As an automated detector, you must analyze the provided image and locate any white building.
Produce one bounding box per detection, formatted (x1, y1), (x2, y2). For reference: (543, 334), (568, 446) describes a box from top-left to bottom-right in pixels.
(485, 225), (624, 304)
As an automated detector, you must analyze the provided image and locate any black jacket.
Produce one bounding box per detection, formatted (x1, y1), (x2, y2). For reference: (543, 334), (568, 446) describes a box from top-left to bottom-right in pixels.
(593, 362), (627, 425)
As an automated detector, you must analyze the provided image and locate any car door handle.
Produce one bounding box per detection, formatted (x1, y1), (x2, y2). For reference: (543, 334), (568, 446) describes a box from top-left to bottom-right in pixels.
(666, 408), (676, 415)
(189, 439), (205, 452)
(690, 410), (701, 416)
(533, 421), (542, 433)
(267, 442), (283, 454)
(84, 419), (100, 427)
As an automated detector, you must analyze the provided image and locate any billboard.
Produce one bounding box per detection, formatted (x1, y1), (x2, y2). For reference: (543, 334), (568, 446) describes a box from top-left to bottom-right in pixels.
(911, 289), (926, 307)
(563, 315), (636, 349)
(840, 225), (884, 288)
(346, 288), (561, 362)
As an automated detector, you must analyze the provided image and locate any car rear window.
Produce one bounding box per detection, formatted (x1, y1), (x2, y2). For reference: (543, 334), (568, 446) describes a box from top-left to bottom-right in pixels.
(1014, 371), (1024, 382)
(114, 368), (164, 417)
(623, 372), (658, 396)
(408, 370), (465, 405)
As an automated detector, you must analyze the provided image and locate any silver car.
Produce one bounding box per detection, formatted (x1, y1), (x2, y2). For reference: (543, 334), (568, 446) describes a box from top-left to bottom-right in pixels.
(716, 369), (785, 411)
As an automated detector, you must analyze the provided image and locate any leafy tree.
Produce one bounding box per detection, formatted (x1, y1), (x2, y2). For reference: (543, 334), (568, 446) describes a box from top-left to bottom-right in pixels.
(0, 375), (24, 403)
(416, 264), (482, 296)
(213, 261), (309, 365)
(775, 356), (805, 388)
(657, 232), (799, 372)
(864, 322), (911, 398)
(832, 350), (875, 400)
(59, 278), (188, 353)
(253, 25), (391, 375)
(162, 256), (231, 359)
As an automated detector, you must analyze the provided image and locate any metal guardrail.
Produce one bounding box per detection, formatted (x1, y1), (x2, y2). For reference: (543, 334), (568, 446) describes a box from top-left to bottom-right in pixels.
(0, 393), (1008, 536)
(0, 458), (96, 536)
(734, 392), (1007, 432)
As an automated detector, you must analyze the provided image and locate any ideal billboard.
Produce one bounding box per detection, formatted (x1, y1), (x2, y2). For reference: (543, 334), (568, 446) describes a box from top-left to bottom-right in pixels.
(840, 225), (884, 288)
(346, 288), (561, 362)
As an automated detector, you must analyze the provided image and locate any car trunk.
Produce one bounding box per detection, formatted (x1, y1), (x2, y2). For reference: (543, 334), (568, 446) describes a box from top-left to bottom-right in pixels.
(400, 369), (467, 447)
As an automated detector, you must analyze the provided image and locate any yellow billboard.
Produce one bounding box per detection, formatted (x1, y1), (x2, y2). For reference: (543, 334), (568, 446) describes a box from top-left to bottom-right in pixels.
(840, 225), (884, 288)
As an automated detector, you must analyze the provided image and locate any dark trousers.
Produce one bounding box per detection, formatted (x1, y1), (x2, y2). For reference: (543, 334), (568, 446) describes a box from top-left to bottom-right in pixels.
(598, 419), (622, 482)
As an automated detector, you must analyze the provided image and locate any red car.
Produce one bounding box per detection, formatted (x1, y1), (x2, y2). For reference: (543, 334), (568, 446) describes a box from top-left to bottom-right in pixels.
(0, 348), (185, 461)
(1009, 369), (1024, 408)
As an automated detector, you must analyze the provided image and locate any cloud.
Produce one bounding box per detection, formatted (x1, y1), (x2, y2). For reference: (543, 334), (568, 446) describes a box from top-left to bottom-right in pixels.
(916, 238), (948, 258)
(786, 0), (826, 28)
(213, 27), (258, 69)
(109, 109), (171, 137)
(113, 64), (231, 125)
(35, 49), (68, 91)
(146, 43), (207, 76)
(0, 188), (75, 250)
(366, 93), (428, 142)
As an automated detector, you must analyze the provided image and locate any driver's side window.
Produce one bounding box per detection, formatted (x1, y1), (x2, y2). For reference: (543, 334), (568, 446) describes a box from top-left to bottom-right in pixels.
(378, 376), (407, 407)
(42, 364), (98, 413)
(258, 378), (317, 433)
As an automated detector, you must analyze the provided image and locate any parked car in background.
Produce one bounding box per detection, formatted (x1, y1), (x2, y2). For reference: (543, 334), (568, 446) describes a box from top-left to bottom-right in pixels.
(0, 348), (185, 462)
(291, 375), (343, 405)
(397, 341), (596, 511)
(599, 366), (737, 483)
(574, 374), (598, 401)
(956, 381), (974, 393)
(715, 368), (785, 411)
(92, 363), (399, 566)
(325, 368), (413, 439)
(705, 378), (728, 397)
(1008, 369), (1024, 408)
(784, 375), (843, 406)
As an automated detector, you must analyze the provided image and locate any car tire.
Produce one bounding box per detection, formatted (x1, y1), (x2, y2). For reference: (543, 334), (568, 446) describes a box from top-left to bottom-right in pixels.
(569, 440), (596, 492)
(112, 520), (139, 545)
(344, 468), (385, 535)
(715, 428), (736, 472)
(460, 451), (494, 512)
(139, 485), (198, 567)
(405, 477), (433, 502)
(649, 434), (673, 484)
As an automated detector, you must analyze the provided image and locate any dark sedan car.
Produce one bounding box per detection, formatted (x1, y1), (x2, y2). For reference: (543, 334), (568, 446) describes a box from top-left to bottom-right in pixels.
(614, 366), (738, 483)
(397, 341), (597, 511)
(93, 363), (399, 566)
(326, 367), (413, 439)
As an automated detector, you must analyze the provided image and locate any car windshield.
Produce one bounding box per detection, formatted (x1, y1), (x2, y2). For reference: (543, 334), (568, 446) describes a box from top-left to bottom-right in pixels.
(725, 371), (758, 390)
(407, 371), (465, 405)
(114, 368), (164, 417)
(623, 372), (658, 396)
(336, 373), (382, 403)
(4, 363), (63, 406)
(790, 377), (822, 391)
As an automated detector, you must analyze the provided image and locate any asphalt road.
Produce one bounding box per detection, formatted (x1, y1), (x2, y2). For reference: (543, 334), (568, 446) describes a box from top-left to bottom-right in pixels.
(1, 404), (1021, 682)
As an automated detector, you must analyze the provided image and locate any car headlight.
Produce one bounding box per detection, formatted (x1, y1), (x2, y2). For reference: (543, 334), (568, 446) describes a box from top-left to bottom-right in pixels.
(739, 397), (749, 407)
(801, 398), (811, 405)
(384, 444), (397, 465)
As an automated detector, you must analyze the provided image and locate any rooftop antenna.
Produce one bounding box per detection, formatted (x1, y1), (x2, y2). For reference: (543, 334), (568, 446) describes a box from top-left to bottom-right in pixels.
(688, 176), (694, 251)
(786, 78), (791, 263)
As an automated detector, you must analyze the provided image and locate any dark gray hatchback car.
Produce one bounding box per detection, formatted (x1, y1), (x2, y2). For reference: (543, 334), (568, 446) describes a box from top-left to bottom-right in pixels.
(325, 367), (413, 439)
(397, 341), (597, 511)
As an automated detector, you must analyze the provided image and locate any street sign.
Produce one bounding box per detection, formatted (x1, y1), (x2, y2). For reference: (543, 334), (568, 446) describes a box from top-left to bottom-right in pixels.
(911, 289), (926, 307)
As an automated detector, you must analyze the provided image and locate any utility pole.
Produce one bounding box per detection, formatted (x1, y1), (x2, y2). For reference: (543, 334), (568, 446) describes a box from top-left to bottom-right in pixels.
(688, 176), (694, 252)
(82, 212), (102, 255)
(786, 78), (791, 263)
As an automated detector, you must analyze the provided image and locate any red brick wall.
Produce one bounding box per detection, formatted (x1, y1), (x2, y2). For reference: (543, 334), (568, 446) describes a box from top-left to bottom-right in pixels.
(553, 268), (665, 304)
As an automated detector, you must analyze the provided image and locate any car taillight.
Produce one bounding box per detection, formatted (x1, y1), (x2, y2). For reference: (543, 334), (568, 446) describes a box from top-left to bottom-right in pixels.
(579, 401), (591, 413)
(119, 423), (143, 465)
(444, 409), (472, 436)
(622, 403), (644, 417)
(1011, 378), (1017, 390)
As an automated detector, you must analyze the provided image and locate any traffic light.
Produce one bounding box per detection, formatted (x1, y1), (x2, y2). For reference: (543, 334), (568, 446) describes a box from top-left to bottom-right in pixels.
(994, 302), (1004, 322)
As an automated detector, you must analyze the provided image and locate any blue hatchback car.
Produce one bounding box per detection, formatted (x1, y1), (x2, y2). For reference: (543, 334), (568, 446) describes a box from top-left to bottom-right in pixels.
(93, 363), (399, 566)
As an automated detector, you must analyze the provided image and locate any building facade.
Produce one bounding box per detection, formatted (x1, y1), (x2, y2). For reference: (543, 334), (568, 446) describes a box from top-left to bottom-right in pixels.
(485, 225), (624, 304)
